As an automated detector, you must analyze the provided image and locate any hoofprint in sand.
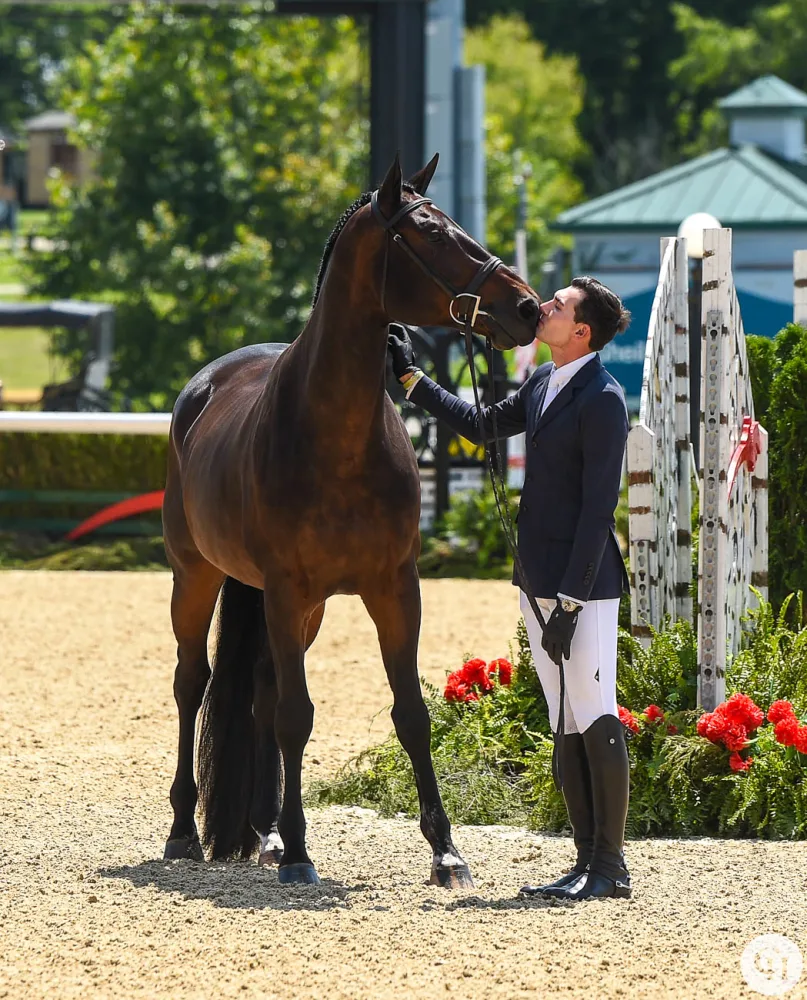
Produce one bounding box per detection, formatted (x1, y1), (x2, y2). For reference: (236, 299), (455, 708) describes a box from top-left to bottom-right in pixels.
(1, 571), (805, 1000)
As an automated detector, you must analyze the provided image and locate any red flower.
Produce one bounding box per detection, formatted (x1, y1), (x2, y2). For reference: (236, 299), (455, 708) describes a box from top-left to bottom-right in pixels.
(460, 658), (493, 692)
(721, 722), (749, 753)
(666, 724), (679, 735)
(487, 658), (513, 686)
(729, 752), (752, 772)
(795, 725), (807, 756)
(697, 711), (728, 743)
(644, 705), (665, 723)
(444, 673), (467, 702)
(618, 705), (640, 734)
(768, 700), (796, 724)
(774, 716), (800, 747)
(722, 693), (764, 731)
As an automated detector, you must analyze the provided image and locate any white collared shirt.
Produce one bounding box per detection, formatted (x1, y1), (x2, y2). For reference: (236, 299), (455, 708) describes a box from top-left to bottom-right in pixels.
(540, 351), (598, 416)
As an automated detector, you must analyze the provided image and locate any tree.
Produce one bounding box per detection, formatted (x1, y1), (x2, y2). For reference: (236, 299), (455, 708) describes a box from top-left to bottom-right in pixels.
(465, 15), (585, 279)
(0, 4), (124, 129)
(31, 5), (369, 407)
(670, 2), (807, 159)
(466, 0), (766, 194)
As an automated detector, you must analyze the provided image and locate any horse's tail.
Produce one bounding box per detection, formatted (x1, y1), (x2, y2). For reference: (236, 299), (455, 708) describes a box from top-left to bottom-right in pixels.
(198, 577), (266, 860)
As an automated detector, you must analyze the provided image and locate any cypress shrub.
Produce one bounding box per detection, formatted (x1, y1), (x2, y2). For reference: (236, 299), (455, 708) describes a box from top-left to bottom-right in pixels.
(747, 325), (807, 619)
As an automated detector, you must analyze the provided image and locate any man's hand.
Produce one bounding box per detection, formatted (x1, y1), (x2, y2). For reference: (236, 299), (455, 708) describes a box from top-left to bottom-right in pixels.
(387, 323), (417, 382)
(541, 600), (580, 666)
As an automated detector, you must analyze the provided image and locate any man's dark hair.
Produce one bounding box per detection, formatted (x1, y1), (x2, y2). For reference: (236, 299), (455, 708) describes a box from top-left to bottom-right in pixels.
(571, 276), (631, 351)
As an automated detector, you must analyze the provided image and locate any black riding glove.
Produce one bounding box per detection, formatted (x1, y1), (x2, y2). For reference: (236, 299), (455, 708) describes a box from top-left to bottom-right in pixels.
(387, 323), (417, 381)
(541, 600), (580, 666)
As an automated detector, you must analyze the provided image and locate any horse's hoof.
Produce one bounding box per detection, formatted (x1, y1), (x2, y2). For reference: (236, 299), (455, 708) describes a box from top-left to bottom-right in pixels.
(430, 864), (474, 889)
(163, 834), (204, 862)
(278, 863), (321, 885)
(258, 848), (284, 867)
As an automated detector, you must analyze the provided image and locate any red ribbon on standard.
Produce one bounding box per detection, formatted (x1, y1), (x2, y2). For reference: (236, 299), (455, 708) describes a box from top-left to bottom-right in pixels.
(726, 415), (761, 500)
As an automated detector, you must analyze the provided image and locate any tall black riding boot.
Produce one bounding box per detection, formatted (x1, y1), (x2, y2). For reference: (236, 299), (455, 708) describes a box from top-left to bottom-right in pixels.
(556, 714), (631, 900)
(520, 733), (594, 896)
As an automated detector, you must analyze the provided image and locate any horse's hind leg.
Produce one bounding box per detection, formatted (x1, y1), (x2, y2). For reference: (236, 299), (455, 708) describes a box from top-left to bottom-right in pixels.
(164, 559), (224, 860)
(362, 564), (473, 888)
(250, 654), (283, 865)
(251, 603), (324, 867)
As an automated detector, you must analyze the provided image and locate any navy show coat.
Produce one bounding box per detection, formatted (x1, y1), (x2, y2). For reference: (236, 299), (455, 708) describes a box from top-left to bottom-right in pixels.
(409, 354), (630, 602)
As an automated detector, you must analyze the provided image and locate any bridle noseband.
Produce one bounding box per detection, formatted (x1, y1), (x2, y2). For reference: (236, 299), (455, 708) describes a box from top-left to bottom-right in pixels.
(371, 190), (506, 338)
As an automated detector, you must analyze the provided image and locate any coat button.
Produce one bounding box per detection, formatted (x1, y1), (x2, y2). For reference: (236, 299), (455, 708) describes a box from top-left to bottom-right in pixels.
(521, 505), (529, 513)
(526, 474), (533, 482)
(531, 442), (537, 448)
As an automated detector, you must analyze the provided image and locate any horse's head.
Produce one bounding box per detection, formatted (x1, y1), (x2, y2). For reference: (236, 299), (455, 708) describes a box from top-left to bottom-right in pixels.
(371, 153), (541, 350)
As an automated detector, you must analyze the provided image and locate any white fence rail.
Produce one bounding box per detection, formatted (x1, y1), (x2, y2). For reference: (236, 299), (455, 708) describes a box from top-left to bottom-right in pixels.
(0, 412), (172, 434)
(697, 228), (768, 710)
(627, 237), (692, 641)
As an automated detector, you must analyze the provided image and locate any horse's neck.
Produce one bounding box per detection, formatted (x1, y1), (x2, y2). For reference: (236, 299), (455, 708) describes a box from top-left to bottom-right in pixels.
(295, 281), (389, 456)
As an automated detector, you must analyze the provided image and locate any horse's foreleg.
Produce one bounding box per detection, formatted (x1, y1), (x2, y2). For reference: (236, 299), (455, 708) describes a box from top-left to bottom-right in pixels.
(263, 589), (319, 885)
(164, 561), (224, 860)
(362, 566), (473, 889)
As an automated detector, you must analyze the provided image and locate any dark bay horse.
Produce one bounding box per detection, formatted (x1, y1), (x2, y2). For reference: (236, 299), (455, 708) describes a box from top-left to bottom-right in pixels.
(161, 153), (540, 887)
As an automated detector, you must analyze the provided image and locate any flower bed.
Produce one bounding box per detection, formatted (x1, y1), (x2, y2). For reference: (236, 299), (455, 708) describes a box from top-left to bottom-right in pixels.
(309, 594), (807, 838)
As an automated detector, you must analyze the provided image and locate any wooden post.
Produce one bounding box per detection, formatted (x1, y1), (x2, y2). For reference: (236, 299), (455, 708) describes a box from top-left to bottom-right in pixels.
(673, 238), (692, 624)
(698, 228), (731, 710)
(628, 238), (690, 642)
(697, 228), (768, 710)
(795, 250), (807, 326)
(628, 424), (655, 640)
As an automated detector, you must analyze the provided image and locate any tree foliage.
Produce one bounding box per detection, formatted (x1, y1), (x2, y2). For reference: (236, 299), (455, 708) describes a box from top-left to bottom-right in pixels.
(30, 5), (369, 407)
(747, 326), (807, 616)
(466, 0), (768, 194)
(0, 4), (124, 130)
(465, 15), (584, 276)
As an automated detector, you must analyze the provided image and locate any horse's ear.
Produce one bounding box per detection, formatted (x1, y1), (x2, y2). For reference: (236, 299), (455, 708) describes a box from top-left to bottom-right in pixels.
(407, 153), (439, 196)
(377, 152), (403, 214)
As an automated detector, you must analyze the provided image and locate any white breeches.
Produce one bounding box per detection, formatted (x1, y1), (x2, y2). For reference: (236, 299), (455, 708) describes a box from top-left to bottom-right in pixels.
(519, 591), (620, 735)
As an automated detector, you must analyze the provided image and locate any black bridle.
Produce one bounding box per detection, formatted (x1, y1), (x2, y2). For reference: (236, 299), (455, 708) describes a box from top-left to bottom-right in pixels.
(372, 190), (568, 791)
(371, 190), (510, 343)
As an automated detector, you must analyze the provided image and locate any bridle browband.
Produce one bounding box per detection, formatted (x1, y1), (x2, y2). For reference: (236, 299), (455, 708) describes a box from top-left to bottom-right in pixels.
(371, 188), (568, 792)
(371, 190), (507, 337)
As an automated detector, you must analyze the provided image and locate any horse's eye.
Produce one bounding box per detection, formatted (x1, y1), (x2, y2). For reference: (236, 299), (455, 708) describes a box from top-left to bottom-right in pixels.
(427, 230), (444, 243)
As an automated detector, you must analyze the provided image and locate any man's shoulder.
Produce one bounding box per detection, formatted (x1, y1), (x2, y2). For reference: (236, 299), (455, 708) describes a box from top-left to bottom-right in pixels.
(586, 361), (628, 415)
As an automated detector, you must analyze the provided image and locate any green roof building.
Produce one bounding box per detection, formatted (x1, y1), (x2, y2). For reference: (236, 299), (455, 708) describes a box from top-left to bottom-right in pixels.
(553, 75), (807, 407)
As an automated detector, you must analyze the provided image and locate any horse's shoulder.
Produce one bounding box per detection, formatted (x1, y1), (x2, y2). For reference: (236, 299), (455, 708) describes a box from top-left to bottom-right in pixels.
(172, 343), (291, 444)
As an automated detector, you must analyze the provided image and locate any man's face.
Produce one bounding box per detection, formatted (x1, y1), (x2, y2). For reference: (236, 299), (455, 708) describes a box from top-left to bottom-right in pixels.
(536, 285), (589, 349)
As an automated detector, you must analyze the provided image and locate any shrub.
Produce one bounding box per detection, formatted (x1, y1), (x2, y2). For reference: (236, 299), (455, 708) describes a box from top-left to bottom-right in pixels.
(746, 325), (807, 617)
(309, 594), (807, 839)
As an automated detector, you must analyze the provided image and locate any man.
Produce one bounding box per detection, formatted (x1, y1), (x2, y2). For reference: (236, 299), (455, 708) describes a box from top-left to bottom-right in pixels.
(387, 276), (632, 901)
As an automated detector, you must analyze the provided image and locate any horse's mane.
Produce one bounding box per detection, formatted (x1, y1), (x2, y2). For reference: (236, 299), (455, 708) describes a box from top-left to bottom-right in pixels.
(312, 182), (417, 306)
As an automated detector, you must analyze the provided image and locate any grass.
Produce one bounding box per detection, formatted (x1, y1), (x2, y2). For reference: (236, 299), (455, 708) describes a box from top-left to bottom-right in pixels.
(0, 532), (169, 571)
(0, 207), (51, 288)
(0, 251), (27, 287)
(0, 326), (65, 389)
(17, 209), (49, 236)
